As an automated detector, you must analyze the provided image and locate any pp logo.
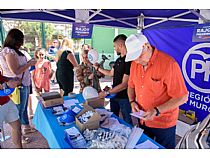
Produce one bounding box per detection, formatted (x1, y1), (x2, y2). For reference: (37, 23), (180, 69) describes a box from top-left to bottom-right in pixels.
(61, 114), (67, 120)
(182, 43), (210, 93)
(88, 54), (93, 62)
(4, 89), (11, 95)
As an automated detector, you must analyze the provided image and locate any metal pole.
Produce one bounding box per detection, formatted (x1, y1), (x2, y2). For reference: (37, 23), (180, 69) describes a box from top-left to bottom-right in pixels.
(41, 22), (46, 49)
(0, 18), (4, 46)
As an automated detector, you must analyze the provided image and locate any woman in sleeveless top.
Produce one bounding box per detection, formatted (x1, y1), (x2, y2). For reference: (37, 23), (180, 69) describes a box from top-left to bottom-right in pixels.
(56, 38), (78, 96)
(32, 48), (51, 95)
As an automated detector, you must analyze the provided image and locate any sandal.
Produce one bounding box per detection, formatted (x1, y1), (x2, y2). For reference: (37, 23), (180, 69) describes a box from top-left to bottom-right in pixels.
(22, 127), (37, 135)
(22, 136), (30, 144)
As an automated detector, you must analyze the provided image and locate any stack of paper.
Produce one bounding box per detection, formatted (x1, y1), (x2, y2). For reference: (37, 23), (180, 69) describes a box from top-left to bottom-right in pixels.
(125, 126), (144, 149)
(63, 99), (79, 109)
(130, 110), (145, 119)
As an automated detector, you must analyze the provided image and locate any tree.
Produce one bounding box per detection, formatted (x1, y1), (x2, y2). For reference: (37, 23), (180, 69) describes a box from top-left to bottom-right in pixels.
(19, 21), (55, 41)
(2, 20), (73, 50)
(16, 21), (55, 50)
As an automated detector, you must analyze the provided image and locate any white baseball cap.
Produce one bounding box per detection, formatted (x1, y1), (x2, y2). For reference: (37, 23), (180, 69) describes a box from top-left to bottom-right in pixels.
(125, 34), (148, 62)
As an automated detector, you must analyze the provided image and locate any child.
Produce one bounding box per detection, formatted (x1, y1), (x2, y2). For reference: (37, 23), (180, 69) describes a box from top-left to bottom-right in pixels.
(32, 48), (51, 95)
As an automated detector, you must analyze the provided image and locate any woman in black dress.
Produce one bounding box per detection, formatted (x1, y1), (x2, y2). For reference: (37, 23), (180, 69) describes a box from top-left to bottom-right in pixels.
(55, 38), (78, 96)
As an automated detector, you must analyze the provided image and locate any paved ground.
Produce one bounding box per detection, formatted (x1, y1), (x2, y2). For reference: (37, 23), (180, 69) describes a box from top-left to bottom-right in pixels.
(1, 76), (181, 149)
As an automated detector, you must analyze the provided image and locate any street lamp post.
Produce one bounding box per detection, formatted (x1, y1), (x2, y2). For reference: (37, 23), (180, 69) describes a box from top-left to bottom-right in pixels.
(41, 22), (46, 49)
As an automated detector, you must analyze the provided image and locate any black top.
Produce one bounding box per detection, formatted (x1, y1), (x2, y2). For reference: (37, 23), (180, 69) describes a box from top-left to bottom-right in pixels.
(113, 55), (131, 99)
(56, 50), (74, 73)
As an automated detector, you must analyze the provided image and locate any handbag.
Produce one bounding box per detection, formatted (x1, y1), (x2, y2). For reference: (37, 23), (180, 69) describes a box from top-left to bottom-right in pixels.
(9, 72), (24, 104)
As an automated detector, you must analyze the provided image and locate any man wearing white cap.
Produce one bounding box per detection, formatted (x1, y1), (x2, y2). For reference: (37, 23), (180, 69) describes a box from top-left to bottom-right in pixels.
(93, 34), (132, 125)
(126, 34), (188, 148)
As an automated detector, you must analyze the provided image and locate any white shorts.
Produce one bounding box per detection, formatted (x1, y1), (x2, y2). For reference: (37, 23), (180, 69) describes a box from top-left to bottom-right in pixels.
(0, 100), (19, 129)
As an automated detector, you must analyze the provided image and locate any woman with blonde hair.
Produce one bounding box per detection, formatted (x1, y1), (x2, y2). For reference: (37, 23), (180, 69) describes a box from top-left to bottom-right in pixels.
(55, 38), (78, 96)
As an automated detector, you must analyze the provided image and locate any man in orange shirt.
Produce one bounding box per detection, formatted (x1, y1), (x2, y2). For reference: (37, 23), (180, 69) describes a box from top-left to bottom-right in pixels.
(125, 34), (188, 148)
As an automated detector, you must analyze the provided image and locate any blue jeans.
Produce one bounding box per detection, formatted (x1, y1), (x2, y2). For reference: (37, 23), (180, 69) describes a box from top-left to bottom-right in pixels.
(139, 124), (176, 149)
(110, 98), (132, 125)
(16, 86), (30, 125)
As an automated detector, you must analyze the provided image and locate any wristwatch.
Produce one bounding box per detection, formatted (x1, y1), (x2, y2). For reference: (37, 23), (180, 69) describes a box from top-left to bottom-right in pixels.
(154, 107), (160, 116)
(129, 100), (136, 104)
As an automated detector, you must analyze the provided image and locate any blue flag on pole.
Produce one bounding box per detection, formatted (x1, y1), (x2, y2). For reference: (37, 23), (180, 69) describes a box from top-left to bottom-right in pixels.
(72, 23), (93, 39)
(192, 23), (210, 42)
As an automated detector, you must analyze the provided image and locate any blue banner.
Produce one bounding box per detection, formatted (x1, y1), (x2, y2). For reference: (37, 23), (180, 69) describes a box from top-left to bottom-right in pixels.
(72, 23), (93, 39)
(192, 23), (210, 42)
(144, 26), (210, 122)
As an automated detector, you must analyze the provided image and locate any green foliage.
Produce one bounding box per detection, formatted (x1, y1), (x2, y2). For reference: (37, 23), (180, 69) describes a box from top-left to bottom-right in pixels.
(44, 23), (54, 40)
(15, 21), (54, 40)
(24, 42), (33, 49)
(19, 21), (40, 36)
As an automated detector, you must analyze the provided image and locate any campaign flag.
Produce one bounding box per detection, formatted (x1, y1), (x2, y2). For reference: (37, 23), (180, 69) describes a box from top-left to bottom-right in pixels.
(192, 23), (210, 42)
(72, 23), (93, 39)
